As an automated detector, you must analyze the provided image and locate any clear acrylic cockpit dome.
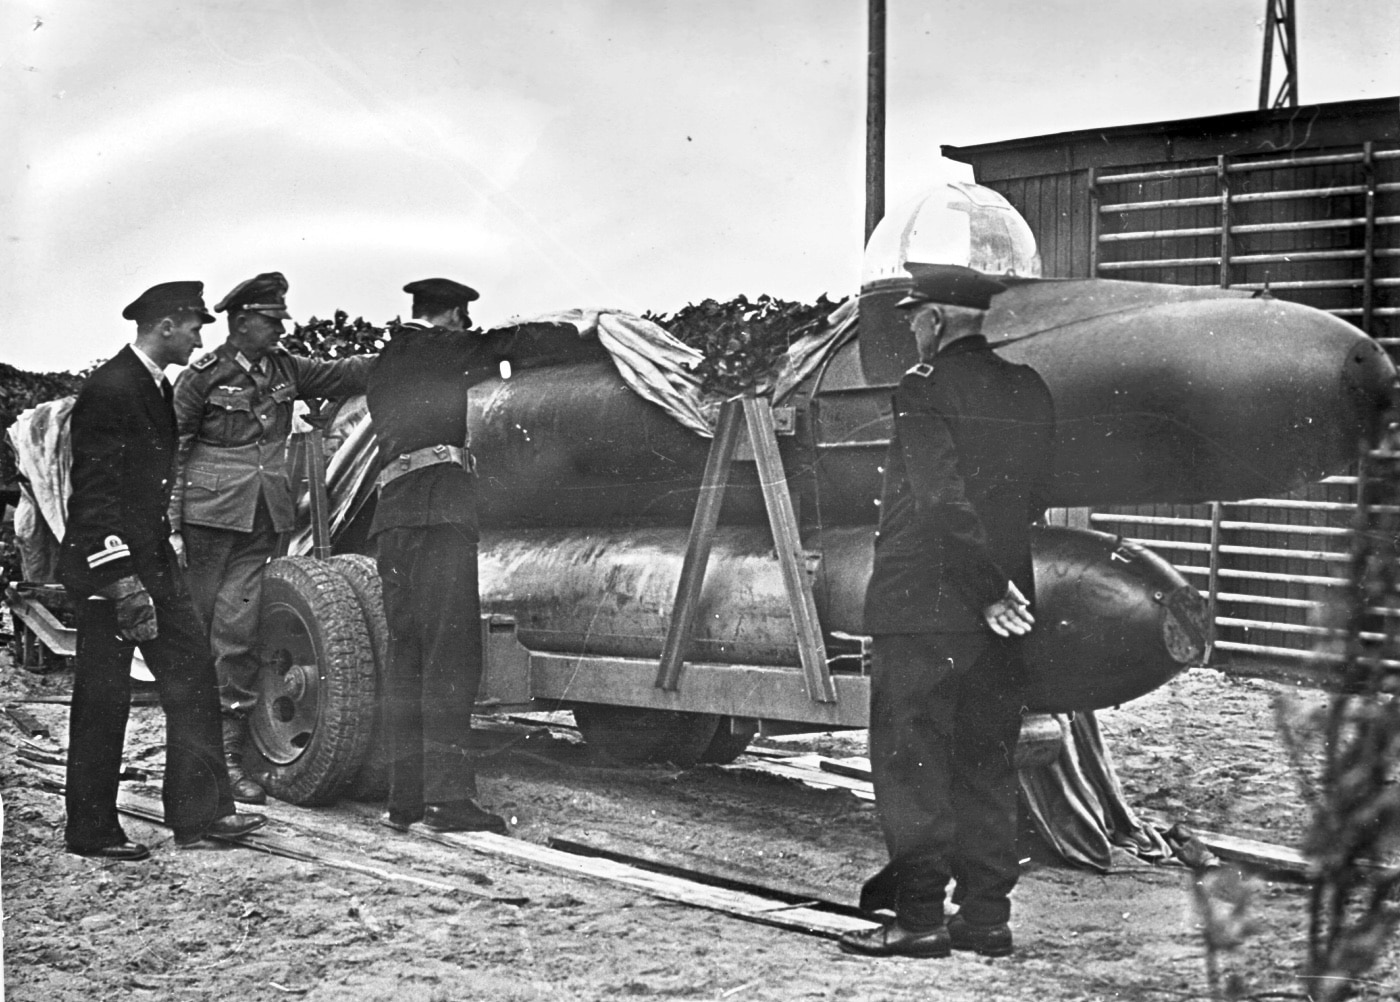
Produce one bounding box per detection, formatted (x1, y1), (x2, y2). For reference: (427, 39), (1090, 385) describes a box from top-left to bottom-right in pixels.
(861, 181), (1042, 288)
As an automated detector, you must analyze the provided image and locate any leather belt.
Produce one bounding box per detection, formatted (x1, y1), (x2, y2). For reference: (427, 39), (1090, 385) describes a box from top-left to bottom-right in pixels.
(376, 444), (471, 489)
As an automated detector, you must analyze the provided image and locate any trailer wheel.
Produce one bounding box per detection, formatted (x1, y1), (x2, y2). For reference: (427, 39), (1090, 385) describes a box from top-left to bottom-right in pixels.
(327, 553), (391, 801)
(244, 557), (375, 805)
(570, 704), (721, 768)
(698, 716), (758, 764)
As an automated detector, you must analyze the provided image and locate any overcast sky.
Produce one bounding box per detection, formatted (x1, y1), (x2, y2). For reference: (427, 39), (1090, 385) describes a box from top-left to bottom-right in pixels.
(3, 0), (1397, 373)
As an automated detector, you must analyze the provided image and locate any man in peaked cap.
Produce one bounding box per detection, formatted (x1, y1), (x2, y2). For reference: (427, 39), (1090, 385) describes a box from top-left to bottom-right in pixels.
(60, 281), (267, 857)
(839, 263), (1055, 959)
(169, 271), (375, 803)
(364, 277), (599, 835)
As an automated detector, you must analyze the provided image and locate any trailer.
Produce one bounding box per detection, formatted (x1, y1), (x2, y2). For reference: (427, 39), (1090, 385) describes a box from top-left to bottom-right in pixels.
(237, 183), (1392, 806)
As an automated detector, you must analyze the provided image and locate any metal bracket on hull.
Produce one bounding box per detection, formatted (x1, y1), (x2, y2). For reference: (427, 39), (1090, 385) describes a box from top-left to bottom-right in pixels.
(656, 395), (836, 704)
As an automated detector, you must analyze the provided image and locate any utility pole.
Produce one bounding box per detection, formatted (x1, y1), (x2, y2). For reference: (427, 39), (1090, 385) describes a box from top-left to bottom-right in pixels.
(1259, 0), (1298, 110)
(865, 0), (886, 243)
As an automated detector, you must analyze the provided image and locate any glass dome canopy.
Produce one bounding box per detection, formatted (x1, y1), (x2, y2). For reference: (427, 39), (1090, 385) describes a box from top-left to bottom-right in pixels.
(861, 181), (1041, 288)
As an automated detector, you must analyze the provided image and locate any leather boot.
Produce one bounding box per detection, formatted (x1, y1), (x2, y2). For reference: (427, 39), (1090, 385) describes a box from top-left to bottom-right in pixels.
(221, 718), (267, 805)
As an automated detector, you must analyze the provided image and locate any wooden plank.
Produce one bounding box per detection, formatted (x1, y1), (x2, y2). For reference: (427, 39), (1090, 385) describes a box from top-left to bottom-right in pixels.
(548, 830), (865, 916)
(742, 396), (835, 704)
(721, 757), (874, 801)
(111, 790), (526, 903)
(1188, 829), (1310, 875)
(417, 827), (878, 939)
(656, 397), (744, 692)
(4, 704), (50, 739)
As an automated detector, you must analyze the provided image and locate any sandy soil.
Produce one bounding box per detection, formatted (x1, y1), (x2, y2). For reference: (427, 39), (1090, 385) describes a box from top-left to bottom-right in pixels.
(3, 649), (1397, 1002)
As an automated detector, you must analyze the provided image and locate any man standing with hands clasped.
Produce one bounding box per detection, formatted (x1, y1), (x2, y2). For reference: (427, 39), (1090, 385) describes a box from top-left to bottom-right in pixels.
(59, 282), (266, 858)
(840, 262), (1055, 959)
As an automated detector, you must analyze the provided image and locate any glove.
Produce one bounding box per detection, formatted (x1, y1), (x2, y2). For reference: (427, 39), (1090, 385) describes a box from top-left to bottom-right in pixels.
(96, 575), (158, 642)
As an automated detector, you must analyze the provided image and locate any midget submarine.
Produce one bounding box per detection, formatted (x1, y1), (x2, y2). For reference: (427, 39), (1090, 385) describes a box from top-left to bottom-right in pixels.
(454, 182), (1392, 719)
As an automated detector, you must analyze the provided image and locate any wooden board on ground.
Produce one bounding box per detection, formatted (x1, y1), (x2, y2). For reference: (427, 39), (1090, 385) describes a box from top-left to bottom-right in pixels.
(108, 790), (527, 903)
(721, 755), (875, 801)
(417, 827), (878, 939)
(549, 827), (865, 915)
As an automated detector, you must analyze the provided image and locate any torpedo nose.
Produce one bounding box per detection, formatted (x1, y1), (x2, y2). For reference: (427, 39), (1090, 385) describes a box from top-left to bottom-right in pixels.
(1339, 329), (1396, 440)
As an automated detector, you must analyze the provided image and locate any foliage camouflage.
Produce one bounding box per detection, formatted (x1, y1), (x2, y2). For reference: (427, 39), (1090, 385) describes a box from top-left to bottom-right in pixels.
(644, 293), (847, 397)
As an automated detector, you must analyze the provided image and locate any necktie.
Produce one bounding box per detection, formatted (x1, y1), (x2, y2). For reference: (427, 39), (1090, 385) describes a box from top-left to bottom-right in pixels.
(160, 377), (174, 408)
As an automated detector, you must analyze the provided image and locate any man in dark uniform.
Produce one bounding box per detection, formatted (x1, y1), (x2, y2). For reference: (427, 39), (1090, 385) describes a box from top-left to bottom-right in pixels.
(60, 281), (267, 858)
(366, 278), (594, 834)
(839, 263), (1055, 959)
(169, 272), (374, 803)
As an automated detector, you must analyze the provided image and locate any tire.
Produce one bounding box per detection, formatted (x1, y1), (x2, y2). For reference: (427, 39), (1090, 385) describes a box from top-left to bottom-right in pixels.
(244, 557), (376, 805)
(327, 553), (391, 801)
(570, 703), (721, 768)
(698, 716), (758, 765)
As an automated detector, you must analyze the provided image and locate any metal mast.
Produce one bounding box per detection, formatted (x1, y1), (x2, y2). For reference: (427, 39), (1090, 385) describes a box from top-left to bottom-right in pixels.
(865, 0), (886, 243)
(1259, 0), (1299, 110)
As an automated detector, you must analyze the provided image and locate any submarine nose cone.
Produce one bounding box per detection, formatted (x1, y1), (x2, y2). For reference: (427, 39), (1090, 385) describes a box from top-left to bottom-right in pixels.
(1338, 324), (1396, 440)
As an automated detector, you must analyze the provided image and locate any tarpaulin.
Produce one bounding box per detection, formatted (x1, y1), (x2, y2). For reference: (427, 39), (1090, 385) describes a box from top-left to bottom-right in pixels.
(5, 396), (74, 582)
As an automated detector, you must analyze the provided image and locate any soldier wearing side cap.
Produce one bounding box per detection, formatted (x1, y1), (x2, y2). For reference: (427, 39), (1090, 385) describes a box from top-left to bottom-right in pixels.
(59, 282), (267, 858)
(839, 263), (1056, 960)
(366, 278), (598, 835)
(169, 272), (375, 804)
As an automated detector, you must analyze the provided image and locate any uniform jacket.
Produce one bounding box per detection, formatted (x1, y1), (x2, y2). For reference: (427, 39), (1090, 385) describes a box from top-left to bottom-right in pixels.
(366, 321), (601, 536)
(169, 343), (373, 533)
(863, 335), (1056, 634)
(59, 346), (178, 596)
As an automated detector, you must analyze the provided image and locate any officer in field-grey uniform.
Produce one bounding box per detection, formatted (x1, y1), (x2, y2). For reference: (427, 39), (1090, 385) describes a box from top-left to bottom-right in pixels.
(169, 271), (374, 803)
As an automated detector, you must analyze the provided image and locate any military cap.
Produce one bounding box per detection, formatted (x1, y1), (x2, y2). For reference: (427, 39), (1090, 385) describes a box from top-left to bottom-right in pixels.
(215, 271), (292, 318)
(895, 262), (1007, 311)
(403, 278), (480, 310)
(122, 281), (216, 323)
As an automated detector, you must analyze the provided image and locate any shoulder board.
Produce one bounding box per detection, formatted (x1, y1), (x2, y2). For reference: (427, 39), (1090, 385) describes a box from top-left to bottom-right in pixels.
(905, 362), (935, 378)
(189, 352), (218, 371)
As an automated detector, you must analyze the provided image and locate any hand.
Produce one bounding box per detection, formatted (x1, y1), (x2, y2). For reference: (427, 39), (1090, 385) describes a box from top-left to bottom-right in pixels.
(169, 531), (187, 568)
(96, 575), (158, 642)
(982, 580), (1034, 638)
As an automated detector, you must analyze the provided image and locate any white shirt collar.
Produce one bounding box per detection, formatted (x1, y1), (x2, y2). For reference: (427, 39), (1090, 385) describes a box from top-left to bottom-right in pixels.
(129, 344), (166, 388)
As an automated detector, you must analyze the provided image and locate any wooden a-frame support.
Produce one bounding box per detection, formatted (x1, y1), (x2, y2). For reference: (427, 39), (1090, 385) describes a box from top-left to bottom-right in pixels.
(655, 395), (837, 704)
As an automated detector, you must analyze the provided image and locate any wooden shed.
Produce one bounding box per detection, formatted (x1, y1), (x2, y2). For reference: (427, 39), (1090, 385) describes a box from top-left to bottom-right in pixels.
(944, 97), (1400, 685)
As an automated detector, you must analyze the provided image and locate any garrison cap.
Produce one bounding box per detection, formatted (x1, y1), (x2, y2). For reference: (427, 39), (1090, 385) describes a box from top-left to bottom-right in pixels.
(403, 277), (480, 310)
(215, 271), (292, 318)
(122, 281), (216, 324)
(895, 262), (1007, 311)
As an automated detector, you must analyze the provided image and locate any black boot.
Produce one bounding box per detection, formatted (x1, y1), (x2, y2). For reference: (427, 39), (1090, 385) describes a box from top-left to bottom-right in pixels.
(222, 718), (267, 805)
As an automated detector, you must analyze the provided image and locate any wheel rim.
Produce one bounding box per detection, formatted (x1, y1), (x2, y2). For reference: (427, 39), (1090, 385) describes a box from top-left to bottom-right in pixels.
(252, 599), (324, 766)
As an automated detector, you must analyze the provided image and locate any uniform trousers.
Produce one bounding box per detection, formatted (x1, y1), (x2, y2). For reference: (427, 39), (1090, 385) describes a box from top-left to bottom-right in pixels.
(864, 631), (1026, 928)
(375, 522), (484, 815)
(64, 546), (235, 848)
(182, 502), (279, 718)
